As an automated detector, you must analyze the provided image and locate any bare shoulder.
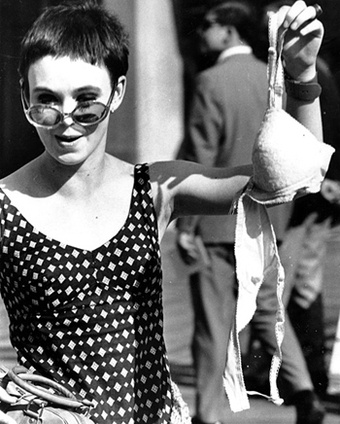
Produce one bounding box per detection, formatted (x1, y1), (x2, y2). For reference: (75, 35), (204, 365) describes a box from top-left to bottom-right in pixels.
(147, 159), (209, 218)
(0, 161), (35, 194)
(105, 155), (135, 180)
(147, 160), (200, 229)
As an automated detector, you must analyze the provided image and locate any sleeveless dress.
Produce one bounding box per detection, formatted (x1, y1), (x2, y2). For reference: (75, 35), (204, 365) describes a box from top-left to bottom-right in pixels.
(0, 164), (182, 424)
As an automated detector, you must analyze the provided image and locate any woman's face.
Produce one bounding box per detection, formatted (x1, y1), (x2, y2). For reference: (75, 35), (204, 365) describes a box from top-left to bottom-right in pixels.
(27, 55), (125, 166)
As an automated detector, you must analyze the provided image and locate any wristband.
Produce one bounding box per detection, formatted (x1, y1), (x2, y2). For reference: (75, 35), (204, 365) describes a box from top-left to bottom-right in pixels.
(284, 73), (322, 102)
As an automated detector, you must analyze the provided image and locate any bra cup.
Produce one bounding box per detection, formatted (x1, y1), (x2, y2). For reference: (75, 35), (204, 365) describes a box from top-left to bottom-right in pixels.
(247, 107), (335, 204)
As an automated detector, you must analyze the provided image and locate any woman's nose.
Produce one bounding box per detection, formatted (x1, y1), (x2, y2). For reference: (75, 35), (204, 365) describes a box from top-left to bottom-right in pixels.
(62, 113), (76, 126)
(59, 100), (77, 126)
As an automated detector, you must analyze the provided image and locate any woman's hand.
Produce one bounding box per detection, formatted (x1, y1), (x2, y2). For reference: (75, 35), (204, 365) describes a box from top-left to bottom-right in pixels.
(278, 1), (324, 81)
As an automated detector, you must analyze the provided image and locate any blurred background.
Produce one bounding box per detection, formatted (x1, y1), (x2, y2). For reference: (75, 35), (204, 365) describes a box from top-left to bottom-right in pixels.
(1, 1), (340, 419)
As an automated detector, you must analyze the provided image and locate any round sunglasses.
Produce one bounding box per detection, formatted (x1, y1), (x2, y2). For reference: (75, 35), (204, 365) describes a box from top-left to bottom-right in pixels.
(21, 88), (115, 129)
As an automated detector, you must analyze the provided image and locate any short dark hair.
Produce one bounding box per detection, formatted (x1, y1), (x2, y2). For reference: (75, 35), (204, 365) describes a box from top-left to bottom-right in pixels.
(207, 1), (257, 46)
(19, 1), (129, 91)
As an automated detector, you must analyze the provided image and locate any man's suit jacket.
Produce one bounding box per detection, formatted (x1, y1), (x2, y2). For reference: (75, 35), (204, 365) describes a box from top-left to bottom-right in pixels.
(179, 52), (291, 243)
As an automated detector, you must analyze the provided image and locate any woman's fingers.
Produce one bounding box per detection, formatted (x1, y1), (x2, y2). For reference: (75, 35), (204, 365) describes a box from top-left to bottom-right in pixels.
(277, 1), (324, 80)
(283, 1), (322, 33)
(299, 18), (323, 37)
(282, 0), (307, 29)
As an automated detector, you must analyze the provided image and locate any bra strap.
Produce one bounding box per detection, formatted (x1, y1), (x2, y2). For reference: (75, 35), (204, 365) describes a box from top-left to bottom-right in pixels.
(267, 11), (285, 109)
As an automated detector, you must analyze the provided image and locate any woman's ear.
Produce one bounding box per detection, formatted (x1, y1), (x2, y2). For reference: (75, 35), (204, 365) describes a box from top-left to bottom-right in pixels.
(19, 78), (30, 105)
(222, 25), (237, 47)
(110, 76), (127, 113)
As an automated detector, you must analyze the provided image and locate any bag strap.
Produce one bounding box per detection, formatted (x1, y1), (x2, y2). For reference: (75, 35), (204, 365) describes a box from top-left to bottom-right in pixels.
(7, 367), (94, 410)
(267, 11), (285, 109)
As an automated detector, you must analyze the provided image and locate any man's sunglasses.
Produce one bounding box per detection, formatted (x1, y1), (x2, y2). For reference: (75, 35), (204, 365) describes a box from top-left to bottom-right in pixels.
(21, 88), (115, 129)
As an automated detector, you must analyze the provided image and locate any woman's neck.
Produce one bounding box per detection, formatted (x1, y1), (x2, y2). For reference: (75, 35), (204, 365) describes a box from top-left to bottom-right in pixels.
(32, 152), (109, 198)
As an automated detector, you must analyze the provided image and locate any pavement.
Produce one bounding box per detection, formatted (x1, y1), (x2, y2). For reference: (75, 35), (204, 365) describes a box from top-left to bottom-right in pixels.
(161, 228), (340, 424)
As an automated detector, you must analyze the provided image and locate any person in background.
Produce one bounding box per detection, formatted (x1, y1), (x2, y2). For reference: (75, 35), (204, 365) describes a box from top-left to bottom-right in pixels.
(176, 1), (326, 423)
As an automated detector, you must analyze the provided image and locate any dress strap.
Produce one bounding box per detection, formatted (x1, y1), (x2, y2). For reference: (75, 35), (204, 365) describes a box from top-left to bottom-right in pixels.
(134, 163), (152, 194)
(134, 164), (160, 253)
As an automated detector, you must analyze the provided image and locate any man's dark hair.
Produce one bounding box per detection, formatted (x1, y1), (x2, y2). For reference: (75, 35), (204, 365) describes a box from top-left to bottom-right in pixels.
(208, 1), (258, 46)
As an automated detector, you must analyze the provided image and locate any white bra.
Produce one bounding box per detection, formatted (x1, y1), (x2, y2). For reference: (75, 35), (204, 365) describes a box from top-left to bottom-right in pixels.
(248, 11), (334, 205)
(223, 11), (334, 413)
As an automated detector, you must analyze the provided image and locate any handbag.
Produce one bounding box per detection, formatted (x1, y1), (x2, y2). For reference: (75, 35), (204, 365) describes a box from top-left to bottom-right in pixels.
(0, 366), (95, 424)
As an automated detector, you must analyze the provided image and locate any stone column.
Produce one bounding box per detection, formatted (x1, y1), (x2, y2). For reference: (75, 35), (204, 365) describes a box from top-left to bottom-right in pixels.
(104, 0), (184, 163)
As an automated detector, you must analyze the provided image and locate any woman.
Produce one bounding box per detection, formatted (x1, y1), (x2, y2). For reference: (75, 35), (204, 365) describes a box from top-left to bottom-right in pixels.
(0, 1), (327, 423)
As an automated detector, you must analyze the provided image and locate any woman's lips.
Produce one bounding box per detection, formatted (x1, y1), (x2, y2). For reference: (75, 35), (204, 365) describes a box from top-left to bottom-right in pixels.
(55, 135), (82, 143)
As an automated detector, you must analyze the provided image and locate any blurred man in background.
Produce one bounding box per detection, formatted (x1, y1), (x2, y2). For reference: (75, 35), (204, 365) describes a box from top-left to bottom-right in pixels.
(176, 2), (325, 423)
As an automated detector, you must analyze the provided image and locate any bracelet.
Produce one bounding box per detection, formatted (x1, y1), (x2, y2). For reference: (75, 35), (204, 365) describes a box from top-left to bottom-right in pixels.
(284, 73), (322, 102)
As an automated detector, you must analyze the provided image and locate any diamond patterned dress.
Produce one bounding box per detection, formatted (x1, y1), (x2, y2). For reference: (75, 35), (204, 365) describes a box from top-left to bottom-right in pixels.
(0, 164), (175, 424)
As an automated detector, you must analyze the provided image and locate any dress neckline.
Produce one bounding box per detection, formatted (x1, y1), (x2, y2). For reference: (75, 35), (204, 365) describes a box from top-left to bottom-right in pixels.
(0, 165), (143, 254)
